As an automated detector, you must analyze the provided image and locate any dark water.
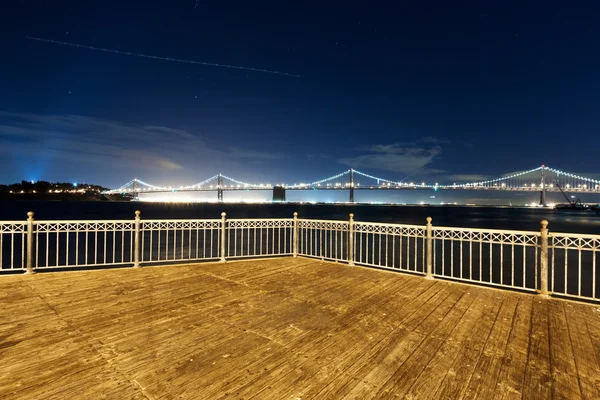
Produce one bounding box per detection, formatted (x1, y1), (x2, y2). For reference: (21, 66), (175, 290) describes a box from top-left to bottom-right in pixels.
(2, 200), (600, 234)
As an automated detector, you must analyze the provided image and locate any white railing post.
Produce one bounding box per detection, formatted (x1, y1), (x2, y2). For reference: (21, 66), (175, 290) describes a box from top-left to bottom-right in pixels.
(133, 210), (141, 268)
(293, 212), (298, 257)
(348, 213), (355, 265)
(220, 212), (227, 262)
(539, 219), (549, 297)
(25, 211), (35, 274)
(425, 216), (433, 279)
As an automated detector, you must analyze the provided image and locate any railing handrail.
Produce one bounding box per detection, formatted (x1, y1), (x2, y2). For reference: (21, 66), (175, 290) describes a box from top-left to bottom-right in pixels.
(141, 218), (222, 223)
(297, 218), (349, 224)
(227, 217), (293, 221)
(34, 219), (135, 224)
(549, 231), (600, 240)
(432, 225), (541, 236)
(354, 221), (425, 230)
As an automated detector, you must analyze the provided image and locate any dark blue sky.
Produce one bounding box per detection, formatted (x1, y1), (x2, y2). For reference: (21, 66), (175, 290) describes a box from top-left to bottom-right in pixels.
(1, 1), (599, 188)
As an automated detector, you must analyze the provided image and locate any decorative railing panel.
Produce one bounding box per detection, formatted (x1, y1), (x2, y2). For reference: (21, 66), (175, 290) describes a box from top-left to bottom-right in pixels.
(549, 232), (600, 301)
(34, 221), (134, 269)
(226, 219), (293, 258)
(353, 222), (426, 274)
(297, 219), (349, 261)
(0, 222), (27, 270)
(141, 219), (221, 263)
(432, 227), (539, 292)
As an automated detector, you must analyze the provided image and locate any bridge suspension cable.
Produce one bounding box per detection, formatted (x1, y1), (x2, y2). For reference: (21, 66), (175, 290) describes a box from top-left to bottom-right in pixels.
(545, 167), (600, 184)
(353, 169), (400, 185)
(443, 166), (543, 188)
(191, 175), (219, 187)
(220, 174), (265, 187)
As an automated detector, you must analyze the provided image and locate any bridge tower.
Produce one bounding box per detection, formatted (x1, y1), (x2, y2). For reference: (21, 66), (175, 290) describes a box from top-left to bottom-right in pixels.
(539, 165), (547, 206)
(349, 168), (355, 203)
(132, 179), (140, 201)
(217, 173), (224, 202)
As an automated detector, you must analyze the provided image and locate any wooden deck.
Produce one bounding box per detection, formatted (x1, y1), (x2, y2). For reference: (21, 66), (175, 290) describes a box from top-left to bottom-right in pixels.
(1, 258), (599, 399)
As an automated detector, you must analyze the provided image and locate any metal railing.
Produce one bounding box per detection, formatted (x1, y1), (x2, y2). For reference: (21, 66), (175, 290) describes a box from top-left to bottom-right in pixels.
(226, 218), (293, 259)
(431, 227), (540, 292)
(2, 211), (599, 303)
(354, 220), (427, 274)
(549, 232), (600, 301)
(140, 217), (221, 264)
(0, 220), (27, 271)
(34, 220), (135, 269)
(297, 217), (349, 262)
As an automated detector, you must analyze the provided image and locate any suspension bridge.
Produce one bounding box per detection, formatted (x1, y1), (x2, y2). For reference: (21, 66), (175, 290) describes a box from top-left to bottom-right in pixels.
(104, 165), (600, 203)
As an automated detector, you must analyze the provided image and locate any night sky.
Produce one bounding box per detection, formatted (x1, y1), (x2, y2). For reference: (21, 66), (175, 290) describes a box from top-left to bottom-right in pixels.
(2, 1), (600, 189)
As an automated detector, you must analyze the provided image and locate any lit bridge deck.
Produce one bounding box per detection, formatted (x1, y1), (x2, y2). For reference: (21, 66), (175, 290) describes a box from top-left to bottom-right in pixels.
(1, 258), (599, 399)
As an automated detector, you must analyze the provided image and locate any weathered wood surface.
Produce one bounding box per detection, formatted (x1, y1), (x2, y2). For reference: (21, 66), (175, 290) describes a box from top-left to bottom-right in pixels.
(0, 258), (599, 399)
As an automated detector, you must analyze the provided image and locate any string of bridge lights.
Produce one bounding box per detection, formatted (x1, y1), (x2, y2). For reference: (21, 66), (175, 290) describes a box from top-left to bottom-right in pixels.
(108, 165), (600, 193)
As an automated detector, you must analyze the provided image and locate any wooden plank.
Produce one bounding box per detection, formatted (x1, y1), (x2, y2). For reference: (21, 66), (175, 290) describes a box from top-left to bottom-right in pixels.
(218, 274), (441, 399)
(294, 282), (448, 399)
(341, 285), (477, 399)
(522, 299), (553, 399)
(459, 294), (519, 399)
(492, 296), (533, 400)
(564, 301), (600, 399)
(546, 300), (582, 399)
(429, 290), (505, 399)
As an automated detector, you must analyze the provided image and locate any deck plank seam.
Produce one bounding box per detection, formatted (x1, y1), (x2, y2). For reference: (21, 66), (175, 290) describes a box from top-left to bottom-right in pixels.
(490, 297), (521, 397)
